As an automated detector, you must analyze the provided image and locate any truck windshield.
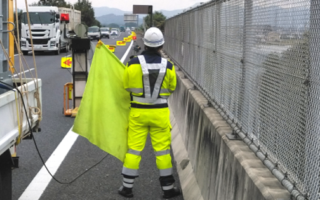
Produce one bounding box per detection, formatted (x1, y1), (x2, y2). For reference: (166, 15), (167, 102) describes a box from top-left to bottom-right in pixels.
(88, 27), (99, 32)
(22, 12), (55, 24)
(100, 28), (109, 31)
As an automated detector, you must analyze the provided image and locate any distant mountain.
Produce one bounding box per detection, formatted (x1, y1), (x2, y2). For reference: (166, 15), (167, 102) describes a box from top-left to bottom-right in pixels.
(94, 7), (131, 17)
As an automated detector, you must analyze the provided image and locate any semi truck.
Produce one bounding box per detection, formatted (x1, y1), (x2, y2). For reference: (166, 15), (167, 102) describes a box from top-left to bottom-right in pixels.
(20, 6), (81, 55)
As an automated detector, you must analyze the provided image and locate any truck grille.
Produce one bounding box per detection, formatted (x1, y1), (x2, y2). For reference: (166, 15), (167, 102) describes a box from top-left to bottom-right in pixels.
(27, 38), (50, 45)
(30, 29), (50, 37)
(31, 29), (46, 32)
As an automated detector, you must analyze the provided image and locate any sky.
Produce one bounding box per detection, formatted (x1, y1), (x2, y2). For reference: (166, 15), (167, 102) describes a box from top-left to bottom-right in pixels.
(16, 0), (206, 11)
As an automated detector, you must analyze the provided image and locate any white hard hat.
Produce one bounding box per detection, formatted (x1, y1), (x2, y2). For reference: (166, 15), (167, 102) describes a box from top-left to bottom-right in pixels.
(143, 27), (165, 47)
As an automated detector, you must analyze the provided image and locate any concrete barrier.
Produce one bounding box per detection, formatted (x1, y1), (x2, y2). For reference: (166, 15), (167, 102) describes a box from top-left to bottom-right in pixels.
(166, 56), (291, 200)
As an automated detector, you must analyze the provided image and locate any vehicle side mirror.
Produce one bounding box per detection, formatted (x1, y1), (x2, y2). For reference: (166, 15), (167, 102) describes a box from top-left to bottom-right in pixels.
(56, 14), (60, 19)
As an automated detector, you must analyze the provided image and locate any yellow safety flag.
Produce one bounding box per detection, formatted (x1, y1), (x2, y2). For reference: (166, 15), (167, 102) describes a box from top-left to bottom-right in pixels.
(72, 41), (130, 162)
(61, 57), (72, 68)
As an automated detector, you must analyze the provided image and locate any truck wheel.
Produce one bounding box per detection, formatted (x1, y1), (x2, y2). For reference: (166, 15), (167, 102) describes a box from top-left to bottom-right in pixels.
(55, 41), (61, 55)
(22, 51), (28, 56)
(64, 43), (69, 53)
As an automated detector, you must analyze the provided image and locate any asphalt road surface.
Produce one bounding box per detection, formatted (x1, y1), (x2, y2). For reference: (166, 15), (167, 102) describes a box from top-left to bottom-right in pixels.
(11, 33), (183, 200)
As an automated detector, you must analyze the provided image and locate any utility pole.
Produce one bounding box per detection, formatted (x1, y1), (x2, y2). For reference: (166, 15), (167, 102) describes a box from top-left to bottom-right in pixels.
(149, 6), (153, 27)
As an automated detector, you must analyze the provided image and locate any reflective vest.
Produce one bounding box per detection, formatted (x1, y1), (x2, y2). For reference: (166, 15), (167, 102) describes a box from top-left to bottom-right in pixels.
(124, 54), (177, 106)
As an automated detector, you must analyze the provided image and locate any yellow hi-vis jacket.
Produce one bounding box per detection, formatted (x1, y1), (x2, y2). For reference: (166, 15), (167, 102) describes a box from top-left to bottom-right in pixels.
(124, 51), (177, 107)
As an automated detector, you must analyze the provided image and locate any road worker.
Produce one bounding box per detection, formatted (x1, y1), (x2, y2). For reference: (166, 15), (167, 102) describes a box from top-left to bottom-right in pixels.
(118, 27), (181, 199)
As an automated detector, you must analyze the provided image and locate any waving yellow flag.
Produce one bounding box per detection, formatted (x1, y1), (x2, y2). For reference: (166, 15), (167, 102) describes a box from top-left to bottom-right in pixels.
(72, 41), (130, 162)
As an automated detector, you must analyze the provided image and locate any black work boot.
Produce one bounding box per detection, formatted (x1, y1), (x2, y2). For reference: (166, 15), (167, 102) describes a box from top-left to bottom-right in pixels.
(118, 186), (133, 198)
(163, 187), (181, 199)
(160, 175), (181, 199)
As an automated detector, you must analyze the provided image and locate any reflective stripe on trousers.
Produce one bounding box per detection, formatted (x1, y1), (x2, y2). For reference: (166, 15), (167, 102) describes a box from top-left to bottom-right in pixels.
(123, 177), (135, 188)
(162, 184), (174, 190)
(155, 149), (171, 156)
(122, 166), (139, 176)
(159, 168), (173, 176)
(128, 149), (141, 156)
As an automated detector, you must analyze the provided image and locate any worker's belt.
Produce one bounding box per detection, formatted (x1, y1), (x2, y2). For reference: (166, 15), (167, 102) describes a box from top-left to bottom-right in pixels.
(131, 103), (168, 109)
(132, 96), (168, 104)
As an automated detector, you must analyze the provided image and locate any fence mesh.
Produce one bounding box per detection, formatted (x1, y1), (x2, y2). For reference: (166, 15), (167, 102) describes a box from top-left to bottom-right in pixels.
(164, 0), (320, 199)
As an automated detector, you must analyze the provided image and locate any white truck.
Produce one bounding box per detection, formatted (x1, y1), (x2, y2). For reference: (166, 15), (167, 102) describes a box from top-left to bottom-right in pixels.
(20, 6), (81, 55)
(0, 79), (42, 156)
(100, 27), (110, 39)
(88, 26), (101, 40)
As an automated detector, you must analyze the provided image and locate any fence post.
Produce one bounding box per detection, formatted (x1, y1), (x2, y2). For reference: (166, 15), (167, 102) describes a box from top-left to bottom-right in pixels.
(304, 1), (320, 199)
(238, 0), (252, 127)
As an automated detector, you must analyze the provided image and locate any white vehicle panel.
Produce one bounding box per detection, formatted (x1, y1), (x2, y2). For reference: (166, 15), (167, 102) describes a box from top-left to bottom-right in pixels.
(0, 79), (42, 156)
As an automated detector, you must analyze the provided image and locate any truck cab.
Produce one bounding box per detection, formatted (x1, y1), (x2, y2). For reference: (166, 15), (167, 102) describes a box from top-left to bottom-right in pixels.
(88, 26), (101, 40)
(20, 6), (81, 55)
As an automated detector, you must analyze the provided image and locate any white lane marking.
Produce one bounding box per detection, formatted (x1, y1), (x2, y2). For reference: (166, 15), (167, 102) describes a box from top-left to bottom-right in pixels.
(18, 42), (133, 200)
(18, 128), (78, 200)
(121, 41), (134, 63)
(13, 68), (35, 77)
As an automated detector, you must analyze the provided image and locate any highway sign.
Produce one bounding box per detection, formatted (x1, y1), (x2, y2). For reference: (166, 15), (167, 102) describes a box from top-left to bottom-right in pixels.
(133, 5), (152, 14)
(61, 57), (72, 68)
(124, 14), (138, 23)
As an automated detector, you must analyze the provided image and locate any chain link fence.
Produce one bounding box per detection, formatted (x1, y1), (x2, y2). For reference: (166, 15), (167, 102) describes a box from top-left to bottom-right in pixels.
(164, 0), (320, 199)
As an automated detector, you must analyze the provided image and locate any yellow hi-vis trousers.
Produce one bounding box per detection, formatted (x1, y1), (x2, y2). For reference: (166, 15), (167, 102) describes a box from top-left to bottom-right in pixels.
(122, 107), (173, 177)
